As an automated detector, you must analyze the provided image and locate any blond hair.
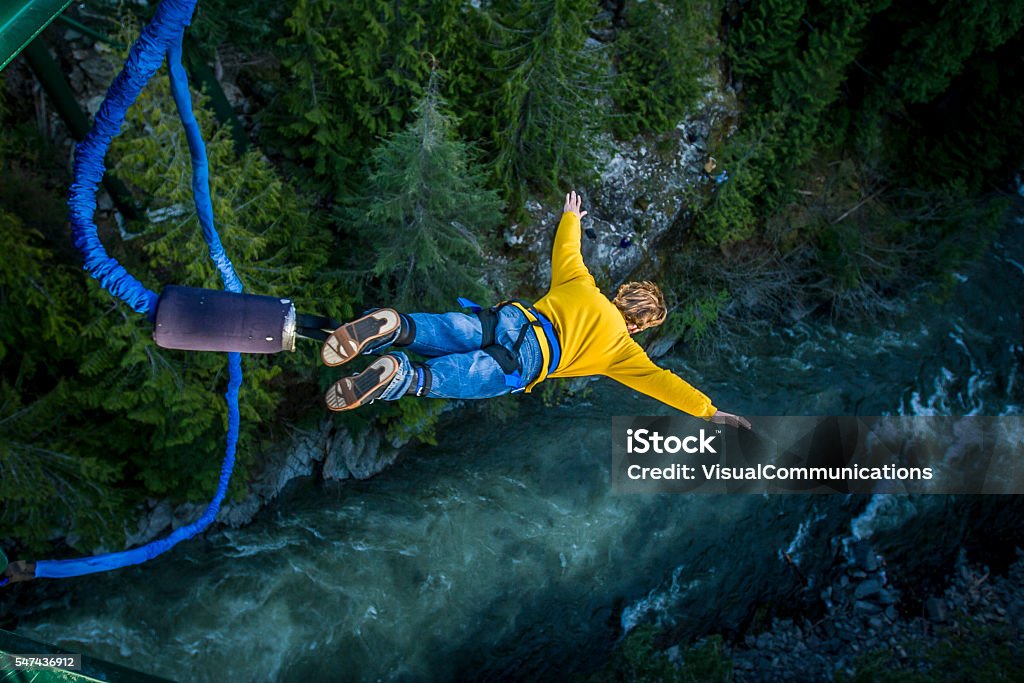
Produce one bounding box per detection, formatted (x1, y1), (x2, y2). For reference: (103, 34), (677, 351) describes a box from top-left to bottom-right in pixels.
(612, 281), (667, 332)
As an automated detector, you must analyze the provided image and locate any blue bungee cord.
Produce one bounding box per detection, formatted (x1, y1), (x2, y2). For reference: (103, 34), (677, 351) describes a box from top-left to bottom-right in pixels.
(1, 0), (243, 585)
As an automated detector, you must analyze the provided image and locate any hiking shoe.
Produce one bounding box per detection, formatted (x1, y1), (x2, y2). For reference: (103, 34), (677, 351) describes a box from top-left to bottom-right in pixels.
(325, 354), (401, 412)
(321, 308), (402, 367)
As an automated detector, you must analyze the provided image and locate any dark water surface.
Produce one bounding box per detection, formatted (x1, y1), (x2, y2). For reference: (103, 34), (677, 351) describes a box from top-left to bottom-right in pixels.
(13, 216), (1024, 681)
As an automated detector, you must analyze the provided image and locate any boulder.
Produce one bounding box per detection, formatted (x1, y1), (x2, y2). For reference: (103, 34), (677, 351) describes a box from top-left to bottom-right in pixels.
(323, 427), (398, 481)
(854, 579), (884, 600)
(855, 600), (882, 614)
(924, 597), (948, 623)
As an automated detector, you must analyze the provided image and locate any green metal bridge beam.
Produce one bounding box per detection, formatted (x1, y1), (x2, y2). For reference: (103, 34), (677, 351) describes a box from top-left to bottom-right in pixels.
(0, 0), (73, 72)
(3, 0), (249, 220)
(21, 36), (141, 220)
(1, 629), (173, 682)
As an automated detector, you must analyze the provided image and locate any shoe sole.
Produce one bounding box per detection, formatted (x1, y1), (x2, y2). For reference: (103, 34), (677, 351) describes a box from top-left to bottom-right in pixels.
(324, 355), (401, 412)
(321, 309), (402, 367)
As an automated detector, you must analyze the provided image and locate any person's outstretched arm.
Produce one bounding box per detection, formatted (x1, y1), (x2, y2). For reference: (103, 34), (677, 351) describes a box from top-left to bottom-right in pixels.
(550, 191), (591, 287)
(609, 347), (752, 429)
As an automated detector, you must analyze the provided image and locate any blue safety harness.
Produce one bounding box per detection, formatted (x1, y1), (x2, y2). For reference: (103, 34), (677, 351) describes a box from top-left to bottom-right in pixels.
(456, 297), (561, 393)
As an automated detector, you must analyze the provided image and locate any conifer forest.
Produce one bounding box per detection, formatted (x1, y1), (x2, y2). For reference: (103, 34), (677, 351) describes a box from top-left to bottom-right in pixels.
(1, 0), (1022, 584)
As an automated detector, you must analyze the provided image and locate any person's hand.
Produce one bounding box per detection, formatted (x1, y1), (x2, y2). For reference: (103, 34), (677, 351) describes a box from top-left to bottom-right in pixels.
(710, 410), (752, 430)
(3, 560), (36, 583)
(563, 190), (588, 219)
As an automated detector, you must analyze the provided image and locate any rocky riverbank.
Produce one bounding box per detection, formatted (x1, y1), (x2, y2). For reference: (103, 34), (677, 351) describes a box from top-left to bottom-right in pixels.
(120, 418), (399, 547)
(668, 543), (1024, 681)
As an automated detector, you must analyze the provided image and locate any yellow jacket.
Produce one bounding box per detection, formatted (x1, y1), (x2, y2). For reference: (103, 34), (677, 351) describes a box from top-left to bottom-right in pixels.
(530, 212), (717, 419)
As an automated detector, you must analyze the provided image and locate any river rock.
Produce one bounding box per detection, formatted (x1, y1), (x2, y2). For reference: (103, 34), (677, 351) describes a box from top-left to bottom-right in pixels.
(854, 579), (883, 599)
(157, 423), (321, 531)
(171, 501), (205, 530)
(123, 499), (173, 548)
(854, 600), (882, 613)
(852, 541), (878, 572)
(925, 597), (948, 622)
(324, 426), (398, 481)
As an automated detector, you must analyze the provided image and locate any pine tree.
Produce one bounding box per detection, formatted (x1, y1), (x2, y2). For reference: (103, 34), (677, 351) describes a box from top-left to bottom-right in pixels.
(349, 74), (504, 313)
(273, 0), (471, 200)
(728, 0), (807, 93)
(0, 207), (124, 552)
(612, 0), (719, 137)
(879, 0), (1024, 105)
(490, 0), (608, 203)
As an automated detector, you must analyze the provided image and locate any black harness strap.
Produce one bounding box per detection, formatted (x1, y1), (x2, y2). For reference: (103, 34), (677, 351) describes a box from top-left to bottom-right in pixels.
(477, 308), (498, 348)
(476, 304), (534, 376)
(296, 312), (341, 342)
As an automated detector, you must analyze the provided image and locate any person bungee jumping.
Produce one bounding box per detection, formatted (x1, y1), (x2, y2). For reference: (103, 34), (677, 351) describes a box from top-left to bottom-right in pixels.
(321, 191), (751, 429)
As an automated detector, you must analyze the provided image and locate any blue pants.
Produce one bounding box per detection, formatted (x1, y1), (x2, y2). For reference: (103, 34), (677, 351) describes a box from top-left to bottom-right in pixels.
(370, 306), (544, 400)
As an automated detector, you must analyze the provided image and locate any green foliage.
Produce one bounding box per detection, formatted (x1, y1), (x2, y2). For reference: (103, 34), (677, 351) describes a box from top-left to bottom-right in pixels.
(835, 615), (1023, 682)
(877, 1), (1024, 105)
(590, 626), (733, 682)
(722, 0), (875, 208)
(728, 0), (806, 90)
(0, 383), (124, 554)
(490, 0), (608, 203)
(694, 153), (764, 245)
(695, 0), (1022, 312)
(538, 377), (593, 408)
(885, 34), (1024, 195)
(662, 289), (731, 347)
(272, 0), (472, 199)
(3, 40), (340, 550)
(346, 76), (503, 313)
(612, 0), (720, 138)
(188, 0), (288, 54)
(724, 0), (1024, 205)
(377, 396), (446, 447)
(694, 112), (783, 245)
(0, 209), (124, 552)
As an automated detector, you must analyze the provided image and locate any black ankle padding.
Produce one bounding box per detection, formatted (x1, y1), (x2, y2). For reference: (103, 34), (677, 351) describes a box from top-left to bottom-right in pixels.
(395, 314), (416, 346)
(404, 362), (432, 396)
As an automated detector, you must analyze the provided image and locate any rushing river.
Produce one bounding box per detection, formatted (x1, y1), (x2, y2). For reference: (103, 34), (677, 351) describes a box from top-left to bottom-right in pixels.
(12, 211), (1024, 681)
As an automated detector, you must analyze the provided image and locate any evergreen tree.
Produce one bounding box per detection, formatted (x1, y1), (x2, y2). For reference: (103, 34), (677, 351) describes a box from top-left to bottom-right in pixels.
(0, 208), (124, 553)
(728, 0), (875, 177)
(349, 74), (504, 313)
(490, 0), (608, 202)
(878, 0), (1024, 105)
(272, 0), (471, 200)
(612, 0), (719, 137)
(0, 89), (124, 552)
